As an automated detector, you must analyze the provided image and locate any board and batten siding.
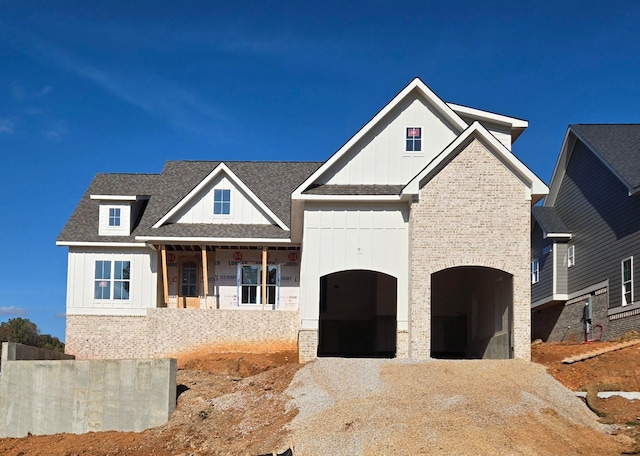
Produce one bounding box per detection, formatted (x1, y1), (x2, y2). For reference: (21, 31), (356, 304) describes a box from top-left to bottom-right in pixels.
(66, 247), (157, 315)
(172, 175), (272, 225)
(299, 202), (409, 331)
(555, 140), (640, 310)
(319, 95), (458, 186)
(531, 222), (553, 303)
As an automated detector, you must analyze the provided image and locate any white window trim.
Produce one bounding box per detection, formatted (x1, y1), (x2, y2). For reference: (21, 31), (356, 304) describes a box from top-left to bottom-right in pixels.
(622, 256), (633, 306)
(568, 245), (575, 267)
(404, 125), (424, 154)
(213, 188), (232, 217)
(236, 263), (280, 307)
(94, 260), (131, 302)
(108, 207), (121, 227)
(531, 258), (540, 284)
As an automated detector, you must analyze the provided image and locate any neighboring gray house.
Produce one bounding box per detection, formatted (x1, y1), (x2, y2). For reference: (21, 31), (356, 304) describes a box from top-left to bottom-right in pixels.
(531, 124), (640, 342)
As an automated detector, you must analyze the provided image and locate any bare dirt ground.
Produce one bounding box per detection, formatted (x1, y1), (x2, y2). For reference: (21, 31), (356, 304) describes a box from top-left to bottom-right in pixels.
(0, 338), (639, 455)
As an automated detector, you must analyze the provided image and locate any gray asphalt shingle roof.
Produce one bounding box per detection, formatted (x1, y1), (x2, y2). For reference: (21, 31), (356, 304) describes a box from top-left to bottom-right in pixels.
(531, 206), (570, 235)
(303, 184), (404, 195)
(58, 161), (322, 243)
(571, 124), (640, 191)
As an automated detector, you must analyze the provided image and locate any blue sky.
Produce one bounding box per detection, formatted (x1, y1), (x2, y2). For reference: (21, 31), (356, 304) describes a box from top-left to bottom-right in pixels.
(1, 1), (639, 340)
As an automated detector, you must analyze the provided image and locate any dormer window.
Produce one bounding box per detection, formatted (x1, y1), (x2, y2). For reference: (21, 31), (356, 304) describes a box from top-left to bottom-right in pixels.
(214, 189), (231, 215)
(109, 208), (121, 227)
(406, 127), (422, 152)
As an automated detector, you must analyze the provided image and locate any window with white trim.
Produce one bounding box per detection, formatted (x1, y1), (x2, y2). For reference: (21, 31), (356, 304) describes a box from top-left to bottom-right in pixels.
(94, 260), (130, 300)
(622, 257), (633, 306)
(238, 264), (279, 305)
(213, 189), (231, 215)
(531, 258), (539, 284)
(568, 245), (575, 267)
(405, 127), (422, 152)
(108, 207), (121, 226)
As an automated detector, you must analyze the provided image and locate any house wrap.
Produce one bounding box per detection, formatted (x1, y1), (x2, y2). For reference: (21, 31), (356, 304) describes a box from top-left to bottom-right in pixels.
(57, 78), (547, 361)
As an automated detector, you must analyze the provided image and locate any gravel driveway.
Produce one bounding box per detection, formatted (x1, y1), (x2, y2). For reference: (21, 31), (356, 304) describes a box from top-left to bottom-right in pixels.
(285, 358), (631, 455)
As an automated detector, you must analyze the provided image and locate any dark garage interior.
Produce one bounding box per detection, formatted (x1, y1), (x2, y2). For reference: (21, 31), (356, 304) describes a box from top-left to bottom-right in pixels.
(318, 269), (397, 358)
(431, 266), (513, 359)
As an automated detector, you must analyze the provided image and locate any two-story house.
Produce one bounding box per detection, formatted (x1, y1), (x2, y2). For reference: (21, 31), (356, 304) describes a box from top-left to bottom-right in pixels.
(57, 78), (547, 362)
(532, 124), (640, 342)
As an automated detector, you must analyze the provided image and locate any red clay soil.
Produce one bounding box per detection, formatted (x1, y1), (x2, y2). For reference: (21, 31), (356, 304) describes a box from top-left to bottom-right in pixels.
(1, 339), (640, 455)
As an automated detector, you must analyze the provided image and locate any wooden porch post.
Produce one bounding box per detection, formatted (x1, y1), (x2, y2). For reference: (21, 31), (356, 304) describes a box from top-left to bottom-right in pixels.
(262, 246), (267, 310)
(201, 245), (209, 301)
(161, 245), (169, 306)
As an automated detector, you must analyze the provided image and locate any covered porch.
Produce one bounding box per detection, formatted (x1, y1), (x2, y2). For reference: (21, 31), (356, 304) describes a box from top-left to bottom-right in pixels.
(152, 244), (301, 311)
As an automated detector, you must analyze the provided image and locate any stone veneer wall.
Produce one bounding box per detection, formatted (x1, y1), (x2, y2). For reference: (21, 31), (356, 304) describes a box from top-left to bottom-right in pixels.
(66, 309), (299, 360)
(409, 138), (532, 360)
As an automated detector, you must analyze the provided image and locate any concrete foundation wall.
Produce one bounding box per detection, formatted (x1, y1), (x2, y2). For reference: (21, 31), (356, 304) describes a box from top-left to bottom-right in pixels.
(0, 343), (176, 437)
(67, 308), (299, 359)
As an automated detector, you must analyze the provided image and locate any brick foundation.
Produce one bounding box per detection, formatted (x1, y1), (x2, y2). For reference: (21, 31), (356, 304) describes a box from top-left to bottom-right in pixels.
(66, 309), (299, 359)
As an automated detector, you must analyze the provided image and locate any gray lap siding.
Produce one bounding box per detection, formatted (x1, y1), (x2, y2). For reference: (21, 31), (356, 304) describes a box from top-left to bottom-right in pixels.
(555, 140), (640, 310)
(531, 222), (553, 303)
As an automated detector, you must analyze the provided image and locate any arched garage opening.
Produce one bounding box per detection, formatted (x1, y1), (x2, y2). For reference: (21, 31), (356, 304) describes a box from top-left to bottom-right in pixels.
(318, 270), (397, 358)
(431, 267), (513, 359)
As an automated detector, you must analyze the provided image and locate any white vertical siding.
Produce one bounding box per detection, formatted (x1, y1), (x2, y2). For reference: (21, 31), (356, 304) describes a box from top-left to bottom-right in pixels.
(66, 247), (156, 315)
(299, 202), (409, 330)
(320, 96), (459, 185)
(172, 175), (272, 225)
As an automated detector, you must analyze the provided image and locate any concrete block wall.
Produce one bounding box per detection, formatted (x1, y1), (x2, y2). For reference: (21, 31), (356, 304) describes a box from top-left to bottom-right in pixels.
(67, 309), (299, 359)
(0, 343), (176, 437)
(409, 139), (532, 360)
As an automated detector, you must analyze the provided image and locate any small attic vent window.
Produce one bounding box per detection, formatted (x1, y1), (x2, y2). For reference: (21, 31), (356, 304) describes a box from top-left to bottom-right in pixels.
(108, 208), (121, 227)
(406, 127), (422, 152)
(214, 189), (231, 215)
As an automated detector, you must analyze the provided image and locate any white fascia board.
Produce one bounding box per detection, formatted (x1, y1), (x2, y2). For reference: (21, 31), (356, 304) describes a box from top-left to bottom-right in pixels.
(56, 241), (149, 248)
(292, 78), (469, 198)
(90, 194), (150, 201)
(293, 194), (403, 202)
(545, 233), (572, 239)
(136, 236), (291, 244)
(545, 128), (573, 207)
(447, 103), (528, 128)
(448, 103), (528, 143)
(152, 162), (290, 231)
(403, 122), (548, 201)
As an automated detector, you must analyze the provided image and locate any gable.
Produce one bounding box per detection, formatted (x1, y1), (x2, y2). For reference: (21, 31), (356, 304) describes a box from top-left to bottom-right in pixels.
(403, 122), (548, 203)
(318, 91), (460, 186)
(155, 163), (288, 230)
(169, 173), (275, 225)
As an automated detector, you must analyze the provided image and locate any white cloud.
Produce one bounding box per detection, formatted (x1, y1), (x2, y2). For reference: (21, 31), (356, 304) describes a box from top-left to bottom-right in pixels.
(0, 117), (16, 134)
(0, 306), (29, 316)
(43, 119), (67, 141)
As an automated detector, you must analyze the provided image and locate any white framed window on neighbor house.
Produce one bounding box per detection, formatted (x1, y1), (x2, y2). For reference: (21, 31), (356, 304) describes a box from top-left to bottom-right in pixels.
(213, 189), (231, 215)
(622, 256), (633, 306)
(568, 245), (575, 267)
(531, 258), (539, 284)
(94, 260), (131, 300)
(405, 127), (422, 152)
(108, 207), (121, 226)
(238, 264), (279, 306)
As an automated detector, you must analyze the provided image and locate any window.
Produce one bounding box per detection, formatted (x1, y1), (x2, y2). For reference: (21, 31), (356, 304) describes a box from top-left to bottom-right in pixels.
(213, 189), (231, 215)
(622, 257), (633, 306)
(531, 259), (539, 284)
(239, 264), (279, 305)
(108, 207), (121, 227)
(568, 245), (575, 267)
(94, 260), (130, 300)
(240, 265), (259, 304)
(406, 127), (422, 152)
